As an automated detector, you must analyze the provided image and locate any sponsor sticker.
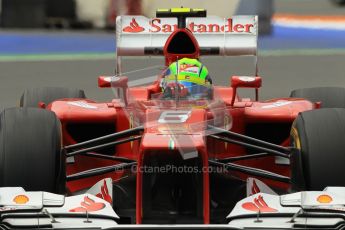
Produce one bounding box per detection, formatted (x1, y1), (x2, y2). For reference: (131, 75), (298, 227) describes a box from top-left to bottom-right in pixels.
(103, 76), (120, 83)
(122, 17), (255, 34)
(262, 101), (292, 109)
(158, 111), (191, 124)
(317, 194), (333, 204)
(95, 180), (113, 204)
(123, 18), (145, 33)
(67, 101), (97, 109)
(69, 196), (105, 213)
(0, 207), (16, 212)
(242, 195), (277, 213)
(13, 195), (29, 204)
(238, 76), (256, 82)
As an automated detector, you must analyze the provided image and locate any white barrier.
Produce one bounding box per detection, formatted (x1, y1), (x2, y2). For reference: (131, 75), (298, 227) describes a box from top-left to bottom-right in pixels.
(75, 0), (109, 28)
(74, 0), (272, 33)
(74, 0), (240, 28)
(142, 0), (240, 17)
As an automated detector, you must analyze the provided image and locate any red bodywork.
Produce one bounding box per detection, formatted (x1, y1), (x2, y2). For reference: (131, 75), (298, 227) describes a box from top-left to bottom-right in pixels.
(46, 27), (315, 224)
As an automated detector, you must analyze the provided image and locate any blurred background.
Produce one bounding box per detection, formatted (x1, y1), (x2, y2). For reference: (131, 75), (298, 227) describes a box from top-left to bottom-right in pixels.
(0, 0), (344, 110)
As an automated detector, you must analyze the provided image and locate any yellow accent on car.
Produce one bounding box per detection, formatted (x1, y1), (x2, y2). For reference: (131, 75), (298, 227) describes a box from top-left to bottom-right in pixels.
(291, 127), (301, 150)
(157, 8), (169, 12)
(171, 8), (191, 13)
(193, 8), (205, 12)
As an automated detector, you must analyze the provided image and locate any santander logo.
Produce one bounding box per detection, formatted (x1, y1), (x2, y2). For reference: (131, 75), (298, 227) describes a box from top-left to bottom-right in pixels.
(122, 17), (254, 34)
(96, 179), (113, 204)
(242, 195), (277, 213)
(251, 180), (260, 195)
(69, 196), (105, 212)
(122, 18), (145, 33)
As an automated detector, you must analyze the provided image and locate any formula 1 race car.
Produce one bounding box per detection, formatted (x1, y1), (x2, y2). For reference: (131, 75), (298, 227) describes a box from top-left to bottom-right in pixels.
(1, 8), (345, 229)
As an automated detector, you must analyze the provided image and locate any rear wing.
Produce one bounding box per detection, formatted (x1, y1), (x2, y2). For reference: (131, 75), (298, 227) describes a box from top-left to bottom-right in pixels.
(116, 15), (258, 74)
(116, 15), (258, 56)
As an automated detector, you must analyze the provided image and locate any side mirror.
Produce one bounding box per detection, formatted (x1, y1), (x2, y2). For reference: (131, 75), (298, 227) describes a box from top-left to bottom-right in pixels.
(230, 76), (262, 106)
(231, 76), (262, 88)
(98, 76), (128, 104)
(98, 76), (128, 88)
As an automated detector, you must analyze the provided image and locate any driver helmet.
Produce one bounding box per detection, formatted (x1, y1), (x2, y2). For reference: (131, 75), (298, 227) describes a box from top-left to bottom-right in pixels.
(161, 58), (212, 99)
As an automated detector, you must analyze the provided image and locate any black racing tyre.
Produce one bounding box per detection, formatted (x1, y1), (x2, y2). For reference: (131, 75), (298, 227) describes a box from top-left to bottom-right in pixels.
(20, 87), (86, 107)
(290, 108), (345, 191)
(331, 0), (345, 6)
(290, 87), (345, 108)
(0, 107), (65, 193)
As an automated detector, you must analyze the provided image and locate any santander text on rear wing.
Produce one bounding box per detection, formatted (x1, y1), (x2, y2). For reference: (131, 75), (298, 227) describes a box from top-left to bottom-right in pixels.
(116, 15), (258, 57)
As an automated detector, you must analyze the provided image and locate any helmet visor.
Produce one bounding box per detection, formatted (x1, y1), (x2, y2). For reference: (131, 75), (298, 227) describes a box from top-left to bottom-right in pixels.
(178, 81), (211, 99)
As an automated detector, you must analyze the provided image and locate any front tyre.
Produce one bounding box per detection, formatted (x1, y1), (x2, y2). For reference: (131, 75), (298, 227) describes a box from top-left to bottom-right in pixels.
(331, 0), (345, 6)
(0, 107), (65, 193)
(290, 108), (345, 190)
(20, 87), (86, 107)
(290, 87), (345, 108)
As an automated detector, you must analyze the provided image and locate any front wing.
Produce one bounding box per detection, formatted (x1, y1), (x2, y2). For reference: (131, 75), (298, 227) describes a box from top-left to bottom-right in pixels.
(1, 186), (345, 229)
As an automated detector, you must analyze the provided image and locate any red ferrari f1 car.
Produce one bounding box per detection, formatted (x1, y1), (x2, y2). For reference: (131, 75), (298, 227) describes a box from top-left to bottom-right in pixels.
(1, 8), (345, 229)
